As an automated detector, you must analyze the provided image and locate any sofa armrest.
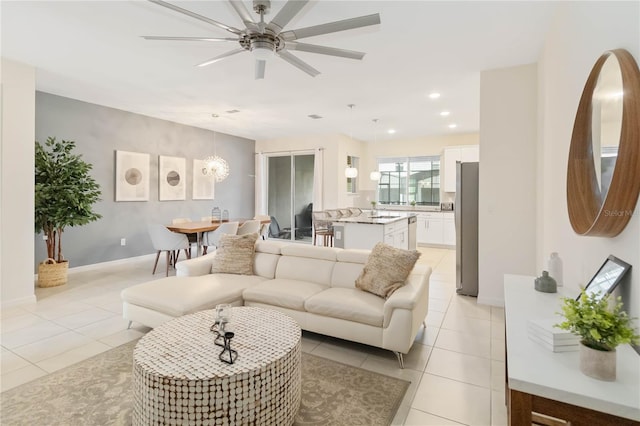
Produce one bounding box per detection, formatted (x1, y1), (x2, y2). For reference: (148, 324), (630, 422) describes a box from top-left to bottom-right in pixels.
(382, 265), (431, 326)
(175, 252), (218, 277)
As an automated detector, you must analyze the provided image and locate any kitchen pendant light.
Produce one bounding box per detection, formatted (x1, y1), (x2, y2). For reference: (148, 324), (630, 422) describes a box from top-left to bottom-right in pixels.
(370, 119), (381, 181)
(345, 104), (358, 178)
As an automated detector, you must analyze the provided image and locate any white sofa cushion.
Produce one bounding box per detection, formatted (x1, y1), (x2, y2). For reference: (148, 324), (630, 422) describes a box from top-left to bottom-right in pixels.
(280, 244), (340, 261)
(253, 252), (280, 279)
(242, 279), (328, 310)
(121, 274), (267, 317)
(276, 256), (335, 285)
(304, 288), (385, 327)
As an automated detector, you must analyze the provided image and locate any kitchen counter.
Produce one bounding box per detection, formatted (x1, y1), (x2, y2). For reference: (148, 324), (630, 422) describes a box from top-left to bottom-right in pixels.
(332, 213), (415, 250)
(332, 211), (415, 225)
(376, 205), (444, 212)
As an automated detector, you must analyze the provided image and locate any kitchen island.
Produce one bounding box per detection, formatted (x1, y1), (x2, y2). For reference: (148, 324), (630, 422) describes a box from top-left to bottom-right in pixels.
(331, 211), (416, 250)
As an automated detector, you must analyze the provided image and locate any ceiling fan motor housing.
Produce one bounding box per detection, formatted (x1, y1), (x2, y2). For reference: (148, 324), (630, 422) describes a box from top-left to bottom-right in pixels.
(253, 0), (271, 15)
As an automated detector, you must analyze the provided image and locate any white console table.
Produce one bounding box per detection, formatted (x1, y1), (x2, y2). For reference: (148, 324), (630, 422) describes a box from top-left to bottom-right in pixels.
(504, 274), (639, 425)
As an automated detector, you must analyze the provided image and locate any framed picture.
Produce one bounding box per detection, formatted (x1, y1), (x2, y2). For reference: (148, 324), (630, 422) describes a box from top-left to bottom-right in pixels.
(115, 150), (150, 201)
(193, 159), (214, 200)
(159, 155), (186, 201)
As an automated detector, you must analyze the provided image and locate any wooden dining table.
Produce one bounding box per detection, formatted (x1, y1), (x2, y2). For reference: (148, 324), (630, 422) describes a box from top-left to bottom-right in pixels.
(167, 219), (270, 256)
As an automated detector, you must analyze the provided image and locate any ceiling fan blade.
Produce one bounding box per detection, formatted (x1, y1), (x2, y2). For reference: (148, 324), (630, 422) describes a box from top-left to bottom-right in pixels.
(265, 0), (309, 35)
(277, 50), (320, 77)
(280, 13), (381, 41)
(255, 60), (266, 80)
(285, 42), (365, 60)
(228, 1), (259, 31)
(197, 48), (245, 67)
(148, 0), (243, 36)
(142, 36), (238, 42)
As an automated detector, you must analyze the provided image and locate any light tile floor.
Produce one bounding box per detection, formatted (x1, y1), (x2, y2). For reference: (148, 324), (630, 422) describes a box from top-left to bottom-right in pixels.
(0, 247), (507, 425)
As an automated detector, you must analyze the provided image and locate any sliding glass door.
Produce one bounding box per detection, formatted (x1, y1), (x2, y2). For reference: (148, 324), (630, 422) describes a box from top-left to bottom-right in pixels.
(267, 152), (314, 243)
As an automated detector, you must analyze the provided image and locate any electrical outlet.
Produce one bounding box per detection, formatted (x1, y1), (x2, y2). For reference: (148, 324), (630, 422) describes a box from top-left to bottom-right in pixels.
(43, 235), (48, 240)
(120, 238), (126, 246)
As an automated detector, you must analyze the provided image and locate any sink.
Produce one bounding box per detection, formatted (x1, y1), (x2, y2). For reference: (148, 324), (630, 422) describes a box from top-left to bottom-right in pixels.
(368, 215), (401, 219)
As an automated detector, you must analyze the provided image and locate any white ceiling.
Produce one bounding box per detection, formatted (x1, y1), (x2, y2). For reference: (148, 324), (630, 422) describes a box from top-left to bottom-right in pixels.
(1, 1), (555, 142)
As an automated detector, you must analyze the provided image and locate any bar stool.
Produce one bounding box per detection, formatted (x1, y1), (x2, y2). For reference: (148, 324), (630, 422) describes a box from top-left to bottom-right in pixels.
(312, 211), (334, 247)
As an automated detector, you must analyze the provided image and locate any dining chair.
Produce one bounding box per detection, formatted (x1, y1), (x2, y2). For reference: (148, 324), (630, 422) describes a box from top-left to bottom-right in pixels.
(147, 223), (191, 276)
(254, 215), (271, 240)
(237, 219), (260, 236)
(202, 221), (239, 254)
(172, 217), (197, 249)
(349, 207), (363, 216)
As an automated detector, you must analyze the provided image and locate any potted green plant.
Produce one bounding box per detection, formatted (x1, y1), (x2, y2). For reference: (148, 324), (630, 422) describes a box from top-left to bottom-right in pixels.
(556, 291), (639, 381)
(35, 137), (102, 287)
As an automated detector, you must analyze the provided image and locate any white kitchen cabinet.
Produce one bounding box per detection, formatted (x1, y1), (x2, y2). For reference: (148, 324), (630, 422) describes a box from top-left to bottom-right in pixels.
(443, 213), (456, 246)
(417, 212), (455, 247)
(442, 145), (479, 192)
(460, 146), (479, 162)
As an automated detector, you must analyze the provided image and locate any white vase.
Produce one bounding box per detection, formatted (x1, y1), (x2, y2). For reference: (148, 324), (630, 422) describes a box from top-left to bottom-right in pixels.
(579, 342), (616, 381)
(547, 252), (563, 287)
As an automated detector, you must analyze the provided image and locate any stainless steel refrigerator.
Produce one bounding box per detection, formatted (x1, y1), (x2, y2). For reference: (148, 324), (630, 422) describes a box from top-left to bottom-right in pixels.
(455, 161), (479, 296)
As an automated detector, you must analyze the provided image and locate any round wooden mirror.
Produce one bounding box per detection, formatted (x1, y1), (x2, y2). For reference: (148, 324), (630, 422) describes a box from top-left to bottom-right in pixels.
(567, 49), (640, 237)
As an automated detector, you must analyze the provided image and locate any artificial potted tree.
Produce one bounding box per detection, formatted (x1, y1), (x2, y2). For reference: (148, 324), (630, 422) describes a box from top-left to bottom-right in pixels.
(35, 137), (102, 287)
(556, 291), (639, 381)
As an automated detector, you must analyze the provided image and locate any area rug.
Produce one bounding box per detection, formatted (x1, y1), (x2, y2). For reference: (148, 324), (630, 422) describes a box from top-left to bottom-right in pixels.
(1, 340), (409, 426)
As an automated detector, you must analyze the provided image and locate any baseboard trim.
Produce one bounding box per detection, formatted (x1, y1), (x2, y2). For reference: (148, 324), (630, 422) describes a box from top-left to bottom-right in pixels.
(33, 253), (156, 281)
(2, 294), (38, 309)
(67, 254), (156, 274)
(477, 296), (505, 307)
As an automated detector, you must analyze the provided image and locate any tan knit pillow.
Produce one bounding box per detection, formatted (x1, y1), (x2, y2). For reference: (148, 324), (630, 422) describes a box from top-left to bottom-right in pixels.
(210, 233), (259, 275)
(355, 243), (421, 298)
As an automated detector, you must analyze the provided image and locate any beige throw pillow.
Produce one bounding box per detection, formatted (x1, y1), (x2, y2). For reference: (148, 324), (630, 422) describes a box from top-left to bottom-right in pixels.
(210, 233), (259, 275)
(355, 242), (421, 298)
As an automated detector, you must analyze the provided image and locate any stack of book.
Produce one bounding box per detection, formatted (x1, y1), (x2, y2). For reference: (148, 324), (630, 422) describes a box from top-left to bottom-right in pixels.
(527, 318), (580, 352)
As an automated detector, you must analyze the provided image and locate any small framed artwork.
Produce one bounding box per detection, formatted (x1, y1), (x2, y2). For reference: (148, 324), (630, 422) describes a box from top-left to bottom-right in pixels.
(115, 150), (150, 201)
(159, 155), (186, 201)
(193, 159), (214, 200)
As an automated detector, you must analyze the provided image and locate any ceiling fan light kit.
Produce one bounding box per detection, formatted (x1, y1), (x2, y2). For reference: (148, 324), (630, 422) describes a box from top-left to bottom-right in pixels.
(144, 0), (381, 79)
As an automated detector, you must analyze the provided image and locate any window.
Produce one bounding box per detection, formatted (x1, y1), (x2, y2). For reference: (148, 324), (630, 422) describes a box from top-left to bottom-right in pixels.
(376, 156), (440, 205)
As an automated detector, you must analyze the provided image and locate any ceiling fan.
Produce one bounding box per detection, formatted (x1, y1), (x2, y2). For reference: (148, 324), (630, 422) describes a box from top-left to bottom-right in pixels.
(143, 0), (381, 79)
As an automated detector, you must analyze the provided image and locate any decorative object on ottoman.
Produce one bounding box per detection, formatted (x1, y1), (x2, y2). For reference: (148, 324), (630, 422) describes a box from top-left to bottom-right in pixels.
(556, 291), (639, 381)
(534, 270), (557, 293)
(355, 242), (421, 298)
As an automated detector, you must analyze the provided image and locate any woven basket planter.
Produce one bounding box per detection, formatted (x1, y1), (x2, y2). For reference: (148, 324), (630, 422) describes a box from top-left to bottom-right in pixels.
(38, 258), (69, 287)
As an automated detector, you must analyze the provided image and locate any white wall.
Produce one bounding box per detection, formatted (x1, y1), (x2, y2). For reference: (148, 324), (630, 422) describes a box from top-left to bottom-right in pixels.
(538, 2), (640, 327)
(1, 59), (36, 307)
(478, 64), (538, 306)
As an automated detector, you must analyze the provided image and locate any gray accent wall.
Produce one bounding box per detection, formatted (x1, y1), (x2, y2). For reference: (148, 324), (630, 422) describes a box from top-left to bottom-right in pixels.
(35, 92), (255, 271)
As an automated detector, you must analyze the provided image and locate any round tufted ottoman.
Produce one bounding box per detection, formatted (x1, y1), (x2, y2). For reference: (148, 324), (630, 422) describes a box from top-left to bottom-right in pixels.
(132, 307), (301, 425)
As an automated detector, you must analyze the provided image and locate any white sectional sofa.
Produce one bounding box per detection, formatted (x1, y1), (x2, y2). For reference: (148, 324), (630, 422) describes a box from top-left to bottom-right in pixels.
(121, 240), (431, 367)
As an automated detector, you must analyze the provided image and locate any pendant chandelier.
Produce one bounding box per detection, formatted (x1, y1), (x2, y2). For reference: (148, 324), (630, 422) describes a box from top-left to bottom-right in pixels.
(202, 125), (229, 182)
(203, 155), (229, 182)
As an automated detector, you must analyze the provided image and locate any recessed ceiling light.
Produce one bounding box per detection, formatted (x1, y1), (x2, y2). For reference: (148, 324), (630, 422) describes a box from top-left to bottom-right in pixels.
(211, 113), (219, 118)
(440, 111), (450, 116)
(308, 114), (323, 119)
(387, 129), (396, 134)
(428, 92), (441, 99)
(226, 109), (240, 114)
(448, 124), (457, 129)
